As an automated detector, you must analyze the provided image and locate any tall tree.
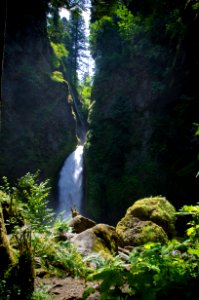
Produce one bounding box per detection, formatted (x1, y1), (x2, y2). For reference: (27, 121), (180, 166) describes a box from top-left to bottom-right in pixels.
(51, 0), (88, 11)
(68, 9), (87, 87)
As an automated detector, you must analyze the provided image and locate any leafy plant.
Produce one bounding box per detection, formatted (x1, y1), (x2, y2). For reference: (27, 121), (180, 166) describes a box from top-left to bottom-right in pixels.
(178, 204), (199, 241)
(32, 285), (53, 300)
(51, 71), (66, 83)
(84, 203), (199, 300)
(84, 256), (133, 300)
(16, 172), (54, 233)
(52, 213), (71, 234)
(31, 231), (88, 277)
(50, 42), (68, 68)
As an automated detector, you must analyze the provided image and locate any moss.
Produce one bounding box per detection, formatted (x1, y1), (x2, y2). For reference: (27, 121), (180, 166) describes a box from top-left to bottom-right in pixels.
(127, 196), (176, 238)
(0, 206), (15, 276)
(116, 216), (140, 246)
(51, 71), (66, 83)
(93, 224), (118, 256)
(116, 218), (168, 246)
(130, 221), (168, 246)
(71, 224), (119, 260)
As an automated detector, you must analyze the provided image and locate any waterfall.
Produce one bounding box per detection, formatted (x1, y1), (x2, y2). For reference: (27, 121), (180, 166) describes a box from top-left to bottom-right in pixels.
(57, 1), (93, 219)
(57, 145), (84, 219)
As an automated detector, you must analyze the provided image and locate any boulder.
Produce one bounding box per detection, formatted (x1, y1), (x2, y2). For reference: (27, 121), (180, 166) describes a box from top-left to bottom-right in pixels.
(116, 215), (168, 246)
(71, 224), (119, 258)
(125, 196), (176, 238)
(69, 214), (96, 234)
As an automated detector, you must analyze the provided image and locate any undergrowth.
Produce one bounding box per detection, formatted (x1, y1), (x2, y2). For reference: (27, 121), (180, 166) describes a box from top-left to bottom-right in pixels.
(0, 172), (198, 299)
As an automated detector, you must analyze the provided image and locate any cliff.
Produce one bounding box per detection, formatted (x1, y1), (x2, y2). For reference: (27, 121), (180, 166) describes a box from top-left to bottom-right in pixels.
(84, 0), (199, 224)
(0, 0), (77, 189)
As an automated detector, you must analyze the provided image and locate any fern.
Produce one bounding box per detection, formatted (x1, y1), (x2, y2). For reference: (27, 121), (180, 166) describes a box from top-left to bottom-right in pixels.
(178, 203), (199, 241)
(16, 172), (54, 232)
(86, 256), (134, 299)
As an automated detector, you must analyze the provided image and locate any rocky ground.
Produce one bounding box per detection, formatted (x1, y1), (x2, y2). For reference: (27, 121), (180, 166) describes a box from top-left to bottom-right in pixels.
(36, 276), (100, 300)
(34, 197), (178, 299)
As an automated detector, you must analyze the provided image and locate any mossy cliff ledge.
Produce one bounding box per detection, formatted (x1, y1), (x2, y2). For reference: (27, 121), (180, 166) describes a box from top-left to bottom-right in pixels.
(0, 0), (77, 184)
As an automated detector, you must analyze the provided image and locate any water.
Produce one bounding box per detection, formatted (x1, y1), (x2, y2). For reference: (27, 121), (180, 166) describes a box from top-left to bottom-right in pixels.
(58, 145), (84, 219)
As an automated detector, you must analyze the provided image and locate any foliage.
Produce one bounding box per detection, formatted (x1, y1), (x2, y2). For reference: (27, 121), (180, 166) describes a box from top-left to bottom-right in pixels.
(52, 213), (72, 234)
(0, 172), (91, 299)
(48, 5), (69, 44)
(47, 1), (89, 130)
(31, 231), (88, 277)
(1, 172), (54, 232)
(116, 4), (142, 41)
(85, 0), (199, 224)
(51, 42), (68, 60)
(78, 74), (92, 121)
(90, 0), (118, 22)
(50, 42), (68, 68)
(67, 8), (88, 86)
(84, 204), (199, 299)
(32, 285), (53, 300)
(51, 70), (66, 83)
(85, 256), (133, 300)
(178, 203), (199, 241)
(1, 172), (199, 299)
(15, 172), (54, 233)
(50, 0), (89, 12)
(89, 16), (118, 59)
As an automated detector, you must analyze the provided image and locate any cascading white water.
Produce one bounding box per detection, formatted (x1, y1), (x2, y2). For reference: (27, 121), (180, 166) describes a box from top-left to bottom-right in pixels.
(57, 145), (84, 219)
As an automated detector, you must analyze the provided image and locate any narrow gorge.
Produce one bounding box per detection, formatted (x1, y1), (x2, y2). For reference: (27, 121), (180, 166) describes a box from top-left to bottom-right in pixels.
(0, 0), (198, 226)
(0, 1), (198, 299)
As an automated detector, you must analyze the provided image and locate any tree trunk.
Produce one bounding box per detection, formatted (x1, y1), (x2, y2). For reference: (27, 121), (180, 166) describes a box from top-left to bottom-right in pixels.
(0, 205), (13, 275)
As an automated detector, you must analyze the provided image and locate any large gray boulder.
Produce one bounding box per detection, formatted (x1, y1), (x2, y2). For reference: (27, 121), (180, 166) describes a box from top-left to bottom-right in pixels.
(71, 224), (119, 258)
(69, 214), (96, 234)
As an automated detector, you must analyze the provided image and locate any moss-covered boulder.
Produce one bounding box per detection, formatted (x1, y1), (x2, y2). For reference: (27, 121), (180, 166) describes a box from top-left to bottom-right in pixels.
(71, 224), (119, 259)
(126, 196), (176, 238)
(116, 215), (168, 246)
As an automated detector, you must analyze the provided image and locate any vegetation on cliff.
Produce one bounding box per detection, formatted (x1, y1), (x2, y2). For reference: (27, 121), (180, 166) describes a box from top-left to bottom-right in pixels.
(84, 0), (199, 224)
(0, 0), (83, 188)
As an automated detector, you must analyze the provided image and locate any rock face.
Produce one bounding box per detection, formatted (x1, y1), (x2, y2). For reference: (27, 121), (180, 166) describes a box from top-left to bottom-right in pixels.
(0, 0), (77, 186)
(116, 196), (176, 246)
(84, 1), (199, 224)
(71, 224), (119, 258)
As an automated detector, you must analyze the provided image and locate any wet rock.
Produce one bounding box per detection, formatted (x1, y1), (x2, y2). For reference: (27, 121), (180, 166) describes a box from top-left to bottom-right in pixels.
(71, 223), (119, 258)
(69, 214), (96, 234)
